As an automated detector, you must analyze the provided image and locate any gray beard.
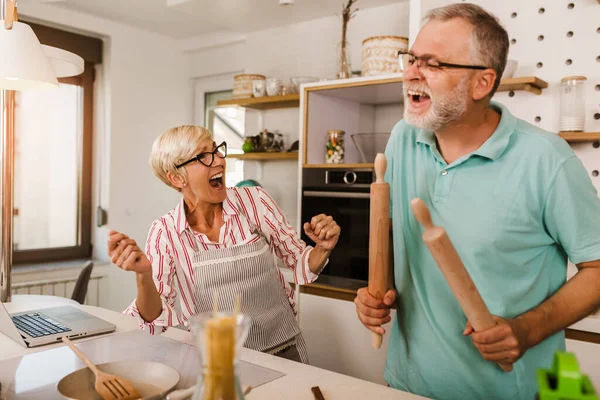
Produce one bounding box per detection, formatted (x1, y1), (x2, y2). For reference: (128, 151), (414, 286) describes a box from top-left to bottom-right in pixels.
(404, 77), (469, 131)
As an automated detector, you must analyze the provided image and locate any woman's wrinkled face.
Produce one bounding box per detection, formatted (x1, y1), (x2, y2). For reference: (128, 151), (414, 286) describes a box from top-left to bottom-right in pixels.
(182, 138), (227, 204)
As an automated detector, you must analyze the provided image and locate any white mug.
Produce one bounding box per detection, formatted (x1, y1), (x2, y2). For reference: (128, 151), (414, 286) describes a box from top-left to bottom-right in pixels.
(252, 80), (266, 97)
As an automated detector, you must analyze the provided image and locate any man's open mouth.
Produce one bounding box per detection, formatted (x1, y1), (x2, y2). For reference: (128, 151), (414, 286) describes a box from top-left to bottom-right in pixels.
(407, 89), (431, 103)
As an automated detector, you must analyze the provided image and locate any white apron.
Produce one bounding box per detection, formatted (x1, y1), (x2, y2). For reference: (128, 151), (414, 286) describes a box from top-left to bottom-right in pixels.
(191, 236), (308, 363)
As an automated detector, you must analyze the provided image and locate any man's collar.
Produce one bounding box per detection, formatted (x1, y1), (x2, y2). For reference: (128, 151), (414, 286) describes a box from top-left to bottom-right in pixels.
(414, 101), (516, 161)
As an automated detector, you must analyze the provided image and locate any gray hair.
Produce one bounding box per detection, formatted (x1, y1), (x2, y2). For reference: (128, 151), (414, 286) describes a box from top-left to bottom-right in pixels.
(150, 125), (213, 190)
(424, 3), (509, 97)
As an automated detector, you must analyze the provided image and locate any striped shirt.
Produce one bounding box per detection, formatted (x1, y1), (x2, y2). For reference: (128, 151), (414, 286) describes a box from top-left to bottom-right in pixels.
(124, 186), (319, 334)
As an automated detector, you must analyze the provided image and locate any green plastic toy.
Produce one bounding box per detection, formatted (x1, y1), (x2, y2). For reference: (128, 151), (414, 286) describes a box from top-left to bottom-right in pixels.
(537, 351), (598, 400)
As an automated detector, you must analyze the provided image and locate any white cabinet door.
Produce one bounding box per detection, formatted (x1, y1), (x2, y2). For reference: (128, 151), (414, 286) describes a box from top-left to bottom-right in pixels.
(566, 339), (600, 388)
(299, 292), (395, 386)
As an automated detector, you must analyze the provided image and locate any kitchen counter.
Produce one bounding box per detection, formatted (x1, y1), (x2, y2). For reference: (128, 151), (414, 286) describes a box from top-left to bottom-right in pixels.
(0, 295), (424, 399)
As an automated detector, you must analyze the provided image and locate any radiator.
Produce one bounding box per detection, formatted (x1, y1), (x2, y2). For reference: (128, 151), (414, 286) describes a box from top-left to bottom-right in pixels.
(11, 275), (107, 306)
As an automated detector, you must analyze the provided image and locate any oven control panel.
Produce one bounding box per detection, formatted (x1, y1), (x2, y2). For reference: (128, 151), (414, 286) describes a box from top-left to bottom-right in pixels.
(326, 170), (373, 186)
(302, 168), (374, 189)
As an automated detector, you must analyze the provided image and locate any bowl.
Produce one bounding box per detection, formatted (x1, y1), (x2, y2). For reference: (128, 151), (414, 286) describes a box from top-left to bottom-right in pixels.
(350, 133), (391, 164)
(57, 361), (180, 400)
(502, 59), (518, 79)
(290, 76), (319, 91)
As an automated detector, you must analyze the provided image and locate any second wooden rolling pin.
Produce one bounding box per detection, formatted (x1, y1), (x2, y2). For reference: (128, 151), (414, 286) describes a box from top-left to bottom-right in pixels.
(410, 198), (512, 372)
(368, 153), (391, 349)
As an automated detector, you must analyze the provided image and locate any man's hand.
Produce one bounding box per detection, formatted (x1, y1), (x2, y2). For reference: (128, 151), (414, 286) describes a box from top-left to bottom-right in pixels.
(354, 287), (397, 334)
(464, 316), (531, 366)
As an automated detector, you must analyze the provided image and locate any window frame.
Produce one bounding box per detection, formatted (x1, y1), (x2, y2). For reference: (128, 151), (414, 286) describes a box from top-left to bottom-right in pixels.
(11, 21), (101, 265)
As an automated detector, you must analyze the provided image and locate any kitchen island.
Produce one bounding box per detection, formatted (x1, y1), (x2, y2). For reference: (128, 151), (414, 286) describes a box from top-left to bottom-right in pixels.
(0, 295), (424, 399)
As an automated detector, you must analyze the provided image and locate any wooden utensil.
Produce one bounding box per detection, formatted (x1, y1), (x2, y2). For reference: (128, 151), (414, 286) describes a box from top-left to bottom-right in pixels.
(368, 153), (391, 349)
(62, 336), (142, 399)
(410, 198), (512, 372)
(311, 386), (326, 400)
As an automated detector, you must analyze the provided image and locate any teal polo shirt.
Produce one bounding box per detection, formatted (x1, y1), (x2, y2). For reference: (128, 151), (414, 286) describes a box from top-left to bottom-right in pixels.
(383, 101), (600, 400)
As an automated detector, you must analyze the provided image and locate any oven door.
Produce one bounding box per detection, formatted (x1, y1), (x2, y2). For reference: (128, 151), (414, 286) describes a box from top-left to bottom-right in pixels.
(301, 190), (370, 281)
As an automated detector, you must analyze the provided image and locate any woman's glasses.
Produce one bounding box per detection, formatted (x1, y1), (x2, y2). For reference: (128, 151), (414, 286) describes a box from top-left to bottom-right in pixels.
(175, 141), (227, 168)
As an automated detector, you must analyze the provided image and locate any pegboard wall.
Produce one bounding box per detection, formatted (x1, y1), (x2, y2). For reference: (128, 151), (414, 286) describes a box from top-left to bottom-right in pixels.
(421, 0), (600, 187)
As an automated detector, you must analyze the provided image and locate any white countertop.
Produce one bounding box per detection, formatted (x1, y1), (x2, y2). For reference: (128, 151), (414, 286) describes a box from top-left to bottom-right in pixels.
(1, 295), (423, 399)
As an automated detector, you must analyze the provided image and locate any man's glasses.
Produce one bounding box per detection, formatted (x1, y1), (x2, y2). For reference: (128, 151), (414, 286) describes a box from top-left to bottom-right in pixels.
(398, 51), (489, 72)
(175, 141), (227, 168)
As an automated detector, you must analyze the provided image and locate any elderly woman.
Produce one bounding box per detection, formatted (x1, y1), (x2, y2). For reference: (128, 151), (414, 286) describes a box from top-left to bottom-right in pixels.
(108, 125), (340, 363)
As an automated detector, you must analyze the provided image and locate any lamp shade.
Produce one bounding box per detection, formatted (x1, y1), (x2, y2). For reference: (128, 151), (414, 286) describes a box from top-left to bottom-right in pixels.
(42, 45), (85, 78)
(0, 20), (58, 90)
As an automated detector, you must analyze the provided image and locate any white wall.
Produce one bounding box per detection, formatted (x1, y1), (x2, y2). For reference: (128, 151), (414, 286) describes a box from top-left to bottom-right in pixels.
(19, 3), (193, 311)
(188, 1), (411, 225)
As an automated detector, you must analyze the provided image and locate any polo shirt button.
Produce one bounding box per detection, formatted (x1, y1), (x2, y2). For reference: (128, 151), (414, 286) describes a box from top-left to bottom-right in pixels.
(441, 170), (448, 176)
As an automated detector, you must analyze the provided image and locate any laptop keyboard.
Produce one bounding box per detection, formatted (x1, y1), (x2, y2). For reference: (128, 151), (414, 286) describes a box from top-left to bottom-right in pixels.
(11, 313), (72, 338)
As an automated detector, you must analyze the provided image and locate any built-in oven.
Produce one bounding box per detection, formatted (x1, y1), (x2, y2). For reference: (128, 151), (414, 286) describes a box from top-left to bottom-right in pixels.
(300, 168), (373, 286)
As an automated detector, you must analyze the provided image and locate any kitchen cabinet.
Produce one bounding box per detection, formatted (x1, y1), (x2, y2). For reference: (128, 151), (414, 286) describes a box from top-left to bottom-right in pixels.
(296, 289), (600, 388)
(299, 75), (549, 168)
(566, 339), (600, 387)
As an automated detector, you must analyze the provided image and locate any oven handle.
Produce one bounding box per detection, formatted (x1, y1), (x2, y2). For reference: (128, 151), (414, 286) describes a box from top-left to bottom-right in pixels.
(303, 191), (370, 199)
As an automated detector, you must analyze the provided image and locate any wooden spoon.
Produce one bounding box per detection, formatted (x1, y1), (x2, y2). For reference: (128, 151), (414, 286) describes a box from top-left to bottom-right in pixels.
(62, 336), (141, 400)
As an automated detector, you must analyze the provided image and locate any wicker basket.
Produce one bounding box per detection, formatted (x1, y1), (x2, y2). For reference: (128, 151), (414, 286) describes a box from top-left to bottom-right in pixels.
(233, 74), (266, 99)
(361, 36), (409, 77)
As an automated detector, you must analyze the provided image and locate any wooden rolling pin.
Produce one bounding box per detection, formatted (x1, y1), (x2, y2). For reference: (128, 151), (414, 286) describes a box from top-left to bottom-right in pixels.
(410, 198), (512, 372)
(368, 153), (391, 349)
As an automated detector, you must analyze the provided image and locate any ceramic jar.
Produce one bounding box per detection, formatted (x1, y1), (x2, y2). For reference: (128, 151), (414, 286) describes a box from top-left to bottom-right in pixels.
(266, 78), (283, 96)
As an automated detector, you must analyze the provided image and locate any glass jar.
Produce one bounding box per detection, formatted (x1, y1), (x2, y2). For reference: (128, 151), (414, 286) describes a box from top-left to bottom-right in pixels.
(560, 76), (587, 132)
(191, 312), (251, 400)
(326, 129), (345, 164)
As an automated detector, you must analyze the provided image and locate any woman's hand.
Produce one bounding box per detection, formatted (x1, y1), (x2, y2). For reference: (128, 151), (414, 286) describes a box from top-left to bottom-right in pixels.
(303, 214), (341, 251)
(108, 230), (152, 275)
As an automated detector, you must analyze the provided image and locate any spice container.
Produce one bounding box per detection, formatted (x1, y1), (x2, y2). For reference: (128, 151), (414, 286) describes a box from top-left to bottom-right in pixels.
(560, 76), (587, 132)
(326, 130), (345, 164)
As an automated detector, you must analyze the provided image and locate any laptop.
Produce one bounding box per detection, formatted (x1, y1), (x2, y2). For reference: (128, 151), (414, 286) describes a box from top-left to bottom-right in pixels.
(0, 301), (116, 348)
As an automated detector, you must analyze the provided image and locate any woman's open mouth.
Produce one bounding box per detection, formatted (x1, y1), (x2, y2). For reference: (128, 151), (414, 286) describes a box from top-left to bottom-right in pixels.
(209, 172), (224, 188)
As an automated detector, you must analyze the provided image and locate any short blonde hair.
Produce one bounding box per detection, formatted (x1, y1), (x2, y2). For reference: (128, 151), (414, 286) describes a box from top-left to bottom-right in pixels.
(150, 125), (213, 190)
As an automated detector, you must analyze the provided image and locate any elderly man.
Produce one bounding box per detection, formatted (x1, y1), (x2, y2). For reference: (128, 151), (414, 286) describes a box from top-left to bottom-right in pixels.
(354, 3), (600, 399)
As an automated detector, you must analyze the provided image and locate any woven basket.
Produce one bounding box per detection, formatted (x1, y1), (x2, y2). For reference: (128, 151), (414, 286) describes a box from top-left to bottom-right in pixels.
(361, 36), (409, 76)
(233, 74), (266, 99)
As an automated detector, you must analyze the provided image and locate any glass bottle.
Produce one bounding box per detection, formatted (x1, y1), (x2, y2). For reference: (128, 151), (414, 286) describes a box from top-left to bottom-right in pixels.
(191, 312), (251, 400)
(560, 76), (587, 132)
(326, 130), (345, 164)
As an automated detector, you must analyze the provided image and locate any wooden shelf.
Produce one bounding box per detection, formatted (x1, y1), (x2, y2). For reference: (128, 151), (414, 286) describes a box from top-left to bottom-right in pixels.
(558, 132), (600, 142)
(497, 77), (548, 95)
(217, 76), (547, 110)
(228, 152), (298, 160)
(216, 94), (300, 110)
(303, 163), (374, 169)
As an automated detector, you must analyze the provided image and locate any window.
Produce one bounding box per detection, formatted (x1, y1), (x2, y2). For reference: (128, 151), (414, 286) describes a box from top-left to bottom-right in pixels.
(204, 90), (245, 186)
(11, 22), (102, 264)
